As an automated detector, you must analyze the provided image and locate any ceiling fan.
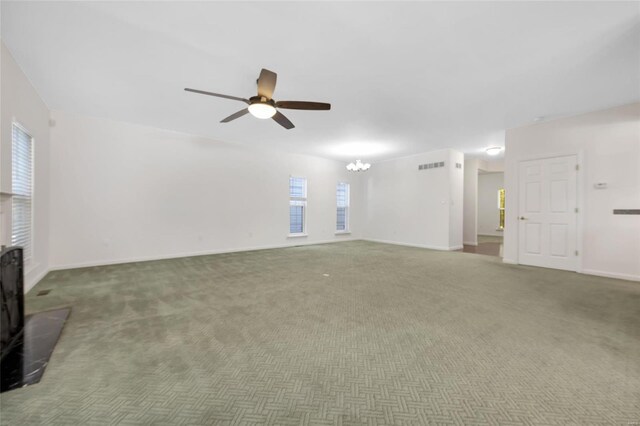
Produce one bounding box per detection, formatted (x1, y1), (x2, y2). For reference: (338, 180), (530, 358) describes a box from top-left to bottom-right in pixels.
(185, 68), (331, 130)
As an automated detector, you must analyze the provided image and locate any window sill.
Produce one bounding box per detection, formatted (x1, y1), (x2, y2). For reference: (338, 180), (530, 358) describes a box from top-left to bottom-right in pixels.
(335, 231), (351, 235)
(287, 233), (308, 238)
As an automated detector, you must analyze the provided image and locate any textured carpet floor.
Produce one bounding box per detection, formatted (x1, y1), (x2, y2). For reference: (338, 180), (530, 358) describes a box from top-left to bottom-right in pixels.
(1, 241), (639, 425)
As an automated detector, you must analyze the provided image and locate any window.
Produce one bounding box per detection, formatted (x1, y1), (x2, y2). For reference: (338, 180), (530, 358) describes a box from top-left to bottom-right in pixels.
(336, 182), (350, 232)
(289, 176), (307, 235)
(11, 123), (33, 261)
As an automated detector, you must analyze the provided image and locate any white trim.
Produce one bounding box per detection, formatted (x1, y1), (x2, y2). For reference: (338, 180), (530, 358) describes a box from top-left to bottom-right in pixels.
(24, 267), (49, 293)
(575, 150), (585, 273)
(500, 260), (637, 281)
(335, 231), (351, 235)
(48, 238), (359, 271)
(581, 269), (640, 282)
(46, 241), (640, 284)
(287, 233), (308, 238)
(363, 238), (462, 251)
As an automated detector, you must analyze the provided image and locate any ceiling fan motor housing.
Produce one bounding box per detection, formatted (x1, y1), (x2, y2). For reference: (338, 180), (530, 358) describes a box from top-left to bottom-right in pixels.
(249, 96), (276, 106)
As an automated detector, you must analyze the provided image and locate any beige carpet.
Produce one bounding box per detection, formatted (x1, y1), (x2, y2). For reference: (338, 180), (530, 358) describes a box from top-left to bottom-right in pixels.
(1, 241), (639, 425)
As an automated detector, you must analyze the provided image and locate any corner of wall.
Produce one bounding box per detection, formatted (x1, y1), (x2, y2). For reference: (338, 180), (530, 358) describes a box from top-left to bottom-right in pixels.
(1, 40), (52, 294)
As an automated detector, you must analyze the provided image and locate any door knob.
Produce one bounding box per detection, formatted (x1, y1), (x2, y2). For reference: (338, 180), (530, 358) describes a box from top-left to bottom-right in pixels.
(519, 216), (528, 220)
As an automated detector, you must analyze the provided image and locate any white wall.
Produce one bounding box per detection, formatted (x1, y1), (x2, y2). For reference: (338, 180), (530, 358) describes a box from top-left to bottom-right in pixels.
(480, 160), (505, 173)
(363, 149), (463, 250)
(504, 102), (640, 281)
(1, 42), (50, 291)
(463, 158), (479, 245)
(48, 110), (363, 269)
(448, 150), (464, 248)
(477, 172), (504, 236)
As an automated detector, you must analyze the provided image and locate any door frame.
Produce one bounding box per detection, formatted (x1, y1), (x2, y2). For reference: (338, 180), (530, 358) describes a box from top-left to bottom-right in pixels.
(515, 150), (584, 273)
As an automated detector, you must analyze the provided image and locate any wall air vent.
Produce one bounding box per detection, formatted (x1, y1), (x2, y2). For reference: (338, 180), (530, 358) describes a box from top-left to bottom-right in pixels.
(418, 161), (445, 171)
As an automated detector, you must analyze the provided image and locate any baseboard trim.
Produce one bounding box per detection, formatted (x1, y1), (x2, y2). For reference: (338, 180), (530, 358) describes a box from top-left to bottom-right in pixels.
(49, 238), (360, 271)
(40, 243), (640, 284)
(363, 238), (461, 251)
(501, 260), (639, 282)
(25, 267), (50, 294)
(463, 241), (478, 246)
(582, 269), (640, 282)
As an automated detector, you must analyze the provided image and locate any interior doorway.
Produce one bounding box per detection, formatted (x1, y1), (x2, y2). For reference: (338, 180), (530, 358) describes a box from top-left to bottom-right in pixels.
(460, 235), (503, 257)
(461, 162), (505, 257)
(469, 170), (504, 257)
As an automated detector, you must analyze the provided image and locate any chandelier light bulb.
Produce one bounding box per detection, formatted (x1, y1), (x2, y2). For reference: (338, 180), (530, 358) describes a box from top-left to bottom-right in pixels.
(346, 159), (371, 172)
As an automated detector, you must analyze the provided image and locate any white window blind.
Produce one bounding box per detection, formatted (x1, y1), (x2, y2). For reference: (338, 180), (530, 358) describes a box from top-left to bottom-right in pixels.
(289, 177), (307, 234)
(11, 123), (33, 261)
(336, 182), (350, 232)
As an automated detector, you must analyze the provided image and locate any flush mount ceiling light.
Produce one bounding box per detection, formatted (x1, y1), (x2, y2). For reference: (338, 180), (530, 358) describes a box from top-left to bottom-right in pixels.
(486, 147), (503, 156)
(346, 159), (371, 172)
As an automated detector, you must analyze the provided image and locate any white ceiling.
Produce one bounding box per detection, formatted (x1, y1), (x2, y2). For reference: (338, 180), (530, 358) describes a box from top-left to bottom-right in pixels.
(2, 1), (638, 162)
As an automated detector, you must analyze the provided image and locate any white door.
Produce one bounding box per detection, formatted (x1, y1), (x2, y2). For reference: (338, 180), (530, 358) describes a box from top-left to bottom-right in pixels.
(518, 155), (578, 271)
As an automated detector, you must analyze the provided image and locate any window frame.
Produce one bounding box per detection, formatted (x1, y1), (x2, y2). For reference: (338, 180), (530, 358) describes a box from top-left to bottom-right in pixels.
(336, 182), (350, 234)
(11, 121), (35, 263)
(288, 176), (308, 237)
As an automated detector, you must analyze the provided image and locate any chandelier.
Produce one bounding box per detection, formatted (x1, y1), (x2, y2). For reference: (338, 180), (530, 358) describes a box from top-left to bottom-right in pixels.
(346, 159), (371, 172)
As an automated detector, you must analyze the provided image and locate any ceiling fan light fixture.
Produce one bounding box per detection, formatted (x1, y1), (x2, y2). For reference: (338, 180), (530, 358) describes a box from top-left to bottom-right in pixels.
(185, 68), (330, 129)
(248, 103), (277, 119)
(486, 147), (503, 156)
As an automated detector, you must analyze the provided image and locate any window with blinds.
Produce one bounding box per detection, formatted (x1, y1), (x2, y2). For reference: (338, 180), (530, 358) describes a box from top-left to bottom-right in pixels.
(336, 182), (350, 232)
(11, 123), (33, 261)
(289, 177), (307, 235)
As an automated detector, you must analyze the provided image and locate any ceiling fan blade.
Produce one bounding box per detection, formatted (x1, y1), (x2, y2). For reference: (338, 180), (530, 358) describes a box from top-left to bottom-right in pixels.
(184, 88), (249, 104)
(257, 68), (277, 99)
(272, 111), (295, 129)
(220, 108), (249, 123)
(275, 101), (331, 110)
